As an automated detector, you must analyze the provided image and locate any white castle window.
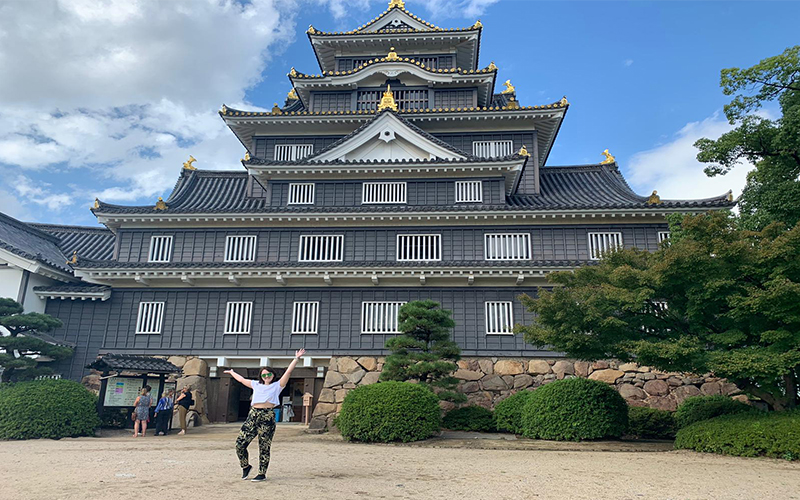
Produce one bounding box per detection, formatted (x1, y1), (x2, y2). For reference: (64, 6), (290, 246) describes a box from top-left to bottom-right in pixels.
(298, 235), (344, 262)
(361, 301), (406, 334)
(274, 144), (314, 161)
(224, 301), (252, 335)
(397, 234), (441, 261)
(485, 233), (531, 260)
(225, 235), (257, 262)
(362, 182), (407, 204)
(288, 183), (315, 205)
(147, 235), (173, 263)
(472, 140), (513, 158)
(291, 302), (319, 334)
(658, 231), (671, 244)
(485, 301), (514, 335)
(136, 302), (164, 334)
(455, 181), (483, 203)
(588, 232), (624, 260)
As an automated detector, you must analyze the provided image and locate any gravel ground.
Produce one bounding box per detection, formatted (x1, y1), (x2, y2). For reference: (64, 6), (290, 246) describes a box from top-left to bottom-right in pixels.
(1, 423), (798, 500)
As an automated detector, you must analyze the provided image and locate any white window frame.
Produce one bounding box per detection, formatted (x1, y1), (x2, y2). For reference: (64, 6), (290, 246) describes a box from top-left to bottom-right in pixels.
(135, 302), (164, 334)
(274, 144), (314, 161)
(658, 231), (671, 244)
(484, 233), (531, 261)
(224, 235), (257, 262)
(288, 183), (315, 205)
(362, 182), (407, 204)
(485, 301), (514, 335)
(361, 301), (406, 334)
(396, 234), (442, 261)
(298, 235), (344, 262)
(588, 232), (624, 260)
(147, 235), (173, 263)
(224, 301), (253, 335)
(472, 140), (514, 158)
(455, 180), (483, 203)
(291, 301), (319, 334)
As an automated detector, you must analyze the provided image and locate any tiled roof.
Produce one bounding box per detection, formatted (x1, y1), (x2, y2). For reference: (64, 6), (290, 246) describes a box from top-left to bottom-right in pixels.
(307, 4), (475, 35)
(33, 284), (111, 293)
(31, 223), (116, 260)
(0, 212), (71, 272)
(86, 354), (181, 374)
(288, 58), (496, 79)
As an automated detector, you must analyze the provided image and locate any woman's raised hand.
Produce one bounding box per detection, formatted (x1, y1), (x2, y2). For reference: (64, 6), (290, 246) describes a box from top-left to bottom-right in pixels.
(295, 348), (306, 359)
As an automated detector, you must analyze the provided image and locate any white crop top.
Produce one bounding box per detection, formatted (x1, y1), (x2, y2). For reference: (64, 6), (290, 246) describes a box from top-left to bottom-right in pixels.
(250, 381), (283, 406)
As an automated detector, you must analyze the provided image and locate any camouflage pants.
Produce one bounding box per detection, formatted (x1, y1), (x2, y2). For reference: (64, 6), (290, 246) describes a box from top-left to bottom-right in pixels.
(235, 408), (276, 475)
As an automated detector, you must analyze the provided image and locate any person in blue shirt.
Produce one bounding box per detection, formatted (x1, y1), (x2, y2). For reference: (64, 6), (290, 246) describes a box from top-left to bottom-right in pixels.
(154, 388), (175, 436)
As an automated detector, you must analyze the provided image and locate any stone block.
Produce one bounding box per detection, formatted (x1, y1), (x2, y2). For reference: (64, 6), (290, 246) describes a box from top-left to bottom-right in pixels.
(357, 357), (377, 371)
(439, 400), (456, 413)
(334, 389), (348, 403)
(619, 362), (638, 372)
(495, 360), (524, 376)
(574, 361), (590, 377)
(667, 377), (683, 387)
(478, 359), (494, 375)
(454, 369), (483, 381)
(732, 394), (750, 404)
(513, 374), (534, 389)
(461, 381), (481, 393)
(700, 381), (722, 395)
(361, 372), (381, 385)
(342, 382), (356, 389)
(480, 375), (509, 391)
(617, 383), (645, 400)
(588, 369), (623, 384)
(648, 396), (677, 411)
(457, 360), (471, 370)
(637, 366), (651, 373)
(318, 388), (335, 403)
(347, 369), (366, 384)
(641, 373), (657, 380)
(327, 358), (338, 372)
(643, 379), (669, 396)
(323, 371), (346, 388)
(528, 360), (551, 375)
(592, 360), (610, 370)
(721, 382), (740, 396)
(672, 385), (701, 403)
(167, 356), (187, 369)
(81, 374), (101, 393)
(308, 416), (327, 431)
(552, 361), (574, 379)
(337, 357), (360, 374)
(313, 403), (337, 416)
(182, 358), (209, 377)
(177, 375), (206, 394)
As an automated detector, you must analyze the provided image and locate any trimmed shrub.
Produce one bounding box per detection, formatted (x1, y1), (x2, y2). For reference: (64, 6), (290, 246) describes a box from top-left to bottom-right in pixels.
(442, 406), (495, 432)
(627, 406), (676, 439)
(0, 379), (100, 440)
(675, 410), (800, 460)
(335, 381), (440, 443)
(675, 395), (753, 429)
(494, 390), (535, 434)
(521, 378), (628, 441)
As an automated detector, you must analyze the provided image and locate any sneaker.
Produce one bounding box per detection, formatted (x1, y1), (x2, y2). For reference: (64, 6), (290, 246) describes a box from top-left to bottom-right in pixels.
(251, 474), (266, 482)
(241, 465), (252, 480)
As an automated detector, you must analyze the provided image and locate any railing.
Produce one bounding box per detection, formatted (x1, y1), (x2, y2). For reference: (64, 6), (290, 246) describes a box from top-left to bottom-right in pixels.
(356, 89), (429, 111)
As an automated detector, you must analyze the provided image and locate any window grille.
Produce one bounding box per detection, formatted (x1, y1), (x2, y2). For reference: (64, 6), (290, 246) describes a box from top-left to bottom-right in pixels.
(455, 181), (483, 203)
(356, 89), (428, 111)
(274, 144), (314, 161)
(484, 233), (531, 260)
(472, 140), (514, 158)
(658, 231), (671, 243)
(396, 234), (441, 261)
(485, 301), (514, 335)
(361, 301), (406, 334)
(288, 183), (315, 205)
(225, 235), (257, 262)
(147, 235), (173, 263)
(291, 302), (319, 334)
(310, 93), (351, 112)
(298, 235), (344, 262)
(588, 232), (623, 260)
(224, 301), (252, 334)
(136, 302), (164, 334)
(434, 89), (475, 108)
(362, 182), (407, 204)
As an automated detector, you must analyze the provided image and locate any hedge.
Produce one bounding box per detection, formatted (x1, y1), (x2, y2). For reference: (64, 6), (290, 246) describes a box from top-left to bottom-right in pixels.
(494, 390), (535, 434)
(675, 395), (753, 429)
(521, 378), (628, 441)
(0, 379), (100, 440)
(335, 381), (440, 443)
(442, 406), (495, 432)
(627, 406), (676, 440)
(675, 410), (800, 460)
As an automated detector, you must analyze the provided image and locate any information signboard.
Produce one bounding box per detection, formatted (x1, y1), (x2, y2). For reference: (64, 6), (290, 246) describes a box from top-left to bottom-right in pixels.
(104, 377), (146, 407)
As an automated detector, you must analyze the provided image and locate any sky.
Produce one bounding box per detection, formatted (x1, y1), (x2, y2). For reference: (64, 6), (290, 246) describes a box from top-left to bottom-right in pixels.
(0, 0), (797, 227)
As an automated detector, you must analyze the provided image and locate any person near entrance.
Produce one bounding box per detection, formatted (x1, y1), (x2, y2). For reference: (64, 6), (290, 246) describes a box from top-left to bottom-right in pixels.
(225, 348), (306, 482)
(174, 386), (194, 435)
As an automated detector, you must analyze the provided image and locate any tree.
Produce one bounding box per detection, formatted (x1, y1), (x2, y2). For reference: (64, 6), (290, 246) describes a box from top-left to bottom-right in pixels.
(517, 211), (800, 411)
(695, 45), (800, 230)
(380, 300), (466, 403)
(0, 298), (70, 383)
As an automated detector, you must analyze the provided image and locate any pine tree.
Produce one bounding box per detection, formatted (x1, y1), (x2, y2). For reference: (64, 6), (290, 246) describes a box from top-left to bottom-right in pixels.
(0, 298), (70, 382)
(380, 300), (466, 403)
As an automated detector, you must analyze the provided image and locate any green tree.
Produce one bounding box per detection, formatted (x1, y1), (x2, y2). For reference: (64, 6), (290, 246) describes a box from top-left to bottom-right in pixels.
(0, 298), (70, 382)
(517, 211), (800, 411)
(695, 46), (800, 230)
(380, 300), (466, 403)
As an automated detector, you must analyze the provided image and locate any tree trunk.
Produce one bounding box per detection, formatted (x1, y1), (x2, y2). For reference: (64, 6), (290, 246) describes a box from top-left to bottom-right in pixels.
(785, 371), (798, 410)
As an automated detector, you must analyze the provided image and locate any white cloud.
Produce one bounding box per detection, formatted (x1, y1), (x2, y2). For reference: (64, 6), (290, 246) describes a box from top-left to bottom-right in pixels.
(626, 113), (752, 201)
(14, 176), (74, 211)
(624, 59), (634, 67)
(423, 0), (500, 18)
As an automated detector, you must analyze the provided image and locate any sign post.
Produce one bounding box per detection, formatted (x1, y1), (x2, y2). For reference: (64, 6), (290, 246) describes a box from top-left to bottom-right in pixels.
(302, 392), (313, 424)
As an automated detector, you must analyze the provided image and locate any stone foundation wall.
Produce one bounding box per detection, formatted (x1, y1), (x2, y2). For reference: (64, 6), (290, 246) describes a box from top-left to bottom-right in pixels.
(309, 356), (742, 431)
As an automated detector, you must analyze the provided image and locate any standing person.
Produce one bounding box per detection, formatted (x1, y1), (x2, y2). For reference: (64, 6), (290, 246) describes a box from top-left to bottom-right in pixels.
(174, 386), (194, 435)
(225, 348), (306, 482)
(132, 386), (152, 437)
(154, 389), (174, 436)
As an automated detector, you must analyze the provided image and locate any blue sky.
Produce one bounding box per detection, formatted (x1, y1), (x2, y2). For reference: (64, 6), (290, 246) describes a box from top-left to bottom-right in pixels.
(0, 0), (797, 227)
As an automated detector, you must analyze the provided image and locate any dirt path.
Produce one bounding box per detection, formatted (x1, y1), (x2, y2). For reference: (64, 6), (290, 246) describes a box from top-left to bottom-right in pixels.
(1, 424), (798, 500)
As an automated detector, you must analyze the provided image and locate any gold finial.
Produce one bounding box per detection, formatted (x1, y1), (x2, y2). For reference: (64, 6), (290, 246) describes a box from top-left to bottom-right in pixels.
(726, 190), (734, 202)
(307, 24), (316, 34)
(154, 197), (168, 211)
(506, 97), (520, 109)
(600, 149), (616, 164)
(386, 47), (399, 61)
(474, 19), (483, 28)
(518, 145), (530, 157)
(388, 0), (405, 9)
(377, 84), (398, 112)
(647, 190), (662, 205)
(66, 250), (77, 266)
(220, 104), (228, 115)
(244, 151), (251, 162)
(289, 67), (297, 77)
(560, 96), (569, 106)
(287, 88), (298, 100)
(501, 80), (516, 94)
(488, 61), (497, 71)
(182, 155), (197, 170)
(272, 103), (282, 114)
(93, 198), (99, 209)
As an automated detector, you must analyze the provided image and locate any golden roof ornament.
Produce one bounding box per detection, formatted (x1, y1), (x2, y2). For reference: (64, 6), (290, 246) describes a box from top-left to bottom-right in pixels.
(726, 190), (734, 202)
(474, 19), (483, 28)
(93, 198), (99, 209)
(377, 84), (398, 112)
(287, 88), (298, 100)
(289, 67), (297, 77)
(220, 104), (228, 115)
(506, 97), (520, 109)
(66, 250), (77, 266)
(501, 80), (516, 94)
(272, 103), (282, 114)
(487, 61), (497, 71)
(518, 145), (530, 157)
(386, 47), (399, 61)
(244, 151), (251, 162)
(182, 155), (197, 170)
(307, 24), (316, 34)
(560, 96), (569, 106)
(388, 0), (405, 9)
(647, 190), (662, 205)
(154, 197), (168, 211)
(600, 149), (616, 164)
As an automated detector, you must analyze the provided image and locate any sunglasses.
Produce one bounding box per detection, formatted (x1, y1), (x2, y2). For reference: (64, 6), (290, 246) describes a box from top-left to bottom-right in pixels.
(260, 372), (273, 378)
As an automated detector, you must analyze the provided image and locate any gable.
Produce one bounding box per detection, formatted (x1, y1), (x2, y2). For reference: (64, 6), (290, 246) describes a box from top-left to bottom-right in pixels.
(359, 10), (430, 33)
